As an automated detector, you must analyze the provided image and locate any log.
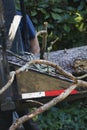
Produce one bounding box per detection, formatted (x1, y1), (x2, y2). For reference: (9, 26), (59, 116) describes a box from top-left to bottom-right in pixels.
(8, 45), (87, 75)
(45, 45), (87, 75)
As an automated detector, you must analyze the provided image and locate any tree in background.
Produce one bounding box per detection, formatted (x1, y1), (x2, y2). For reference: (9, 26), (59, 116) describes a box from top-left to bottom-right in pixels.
(18, 0), (87, 51)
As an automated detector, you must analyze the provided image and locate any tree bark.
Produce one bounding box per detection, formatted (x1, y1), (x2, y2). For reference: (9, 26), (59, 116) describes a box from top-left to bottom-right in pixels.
(47, 45), (87, 75)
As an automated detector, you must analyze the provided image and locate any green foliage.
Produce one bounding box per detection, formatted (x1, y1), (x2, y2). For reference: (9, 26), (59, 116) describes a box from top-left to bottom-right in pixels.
(18, 0), (87, 50)
(38, 102), (87, 130)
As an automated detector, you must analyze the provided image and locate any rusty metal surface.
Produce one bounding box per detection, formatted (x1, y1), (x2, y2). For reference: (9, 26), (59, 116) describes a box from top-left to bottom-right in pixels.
(8, 52), (73, 93)
(16, 69), (71, 93)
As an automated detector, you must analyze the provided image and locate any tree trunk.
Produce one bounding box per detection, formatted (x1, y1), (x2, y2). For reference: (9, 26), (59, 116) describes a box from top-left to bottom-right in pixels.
(47, 45), (87, 75)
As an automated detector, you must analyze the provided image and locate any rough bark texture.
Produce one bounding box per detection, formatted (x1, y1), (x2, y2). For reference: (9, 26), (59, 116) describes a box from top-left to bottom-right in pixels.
(8, 45), (87, 75)
(47, 45), (87, 75)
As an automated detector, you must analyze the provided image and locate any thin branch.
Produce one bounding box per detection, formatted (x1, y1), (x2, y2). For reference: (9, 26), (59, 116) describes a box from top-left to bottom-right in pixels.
(0, 59), (76, 95)
(16, 59), (76, 81)
(77, 74), (87, 80)
(0, 71), (15, 95)
(36, 30), (47, 37)
(28, 59), (77, 82)
(77, 80), (87, 88)
(7, 50), (28, 62)
(25, 100), (44, 106)
(0, 58), (86, 130)
(9, 83), (77, 130)
(8, 79), (87, 130)
(47, 37), (59, 52)
(40, 22), (48, 59)
(50, 37), (59, 46)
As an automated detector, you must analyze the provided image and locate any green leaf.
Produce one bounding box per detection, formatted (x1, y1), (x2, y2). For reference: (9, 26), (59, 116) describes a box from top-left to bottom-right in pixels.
(52, 8), (64, 13)
(45, 14), (50, 19)
(74, 13), (83, 22)
(78, 23), (84, 32)
(32, 18), (38, 24)
(63, 24), (71, 33)
(67, 6), (75, 11)
(39, 8), (47, 14)
(31, 11), (37, 16)
(77, 4), (84, 11)
(51, 13), (62, 21)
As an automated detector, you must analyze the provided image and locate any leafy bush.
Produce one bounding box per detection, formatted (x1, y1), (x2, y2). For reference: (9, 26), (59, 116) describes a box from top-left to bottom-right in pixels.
(23, 0), (87, 51)
(16, 0), (87, 50)
(38, 102), (87, 130)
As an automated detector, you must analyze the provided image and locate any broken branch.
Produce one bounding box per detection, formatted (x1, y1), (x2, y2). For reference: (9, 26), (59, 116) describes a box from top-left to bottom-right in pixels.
(9, 83), (77, 130)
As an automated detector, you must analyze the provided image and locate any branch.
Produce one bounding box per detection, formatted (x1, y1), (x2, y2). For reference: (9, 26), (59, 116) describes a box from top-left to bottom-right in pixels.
(47, 37), (59, 52)
(25, 100), (44, 106)
(8, 78), (87, 130)
(0, 59), (76, 95)
(9, 83), (77, 130)
(77, 80), (87, 88)
(0, 71), (15, 95)
(77, 74), (87, 80)
(28, 59), (76, 82)
(36, 30), (47, 37)
(0, 58), (84, 130)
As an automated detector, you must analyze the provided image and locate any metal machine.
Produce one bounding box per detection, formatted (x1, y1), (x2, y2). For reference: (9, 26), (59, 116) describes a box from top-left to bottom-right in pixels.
(0, 0), (87, 112)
